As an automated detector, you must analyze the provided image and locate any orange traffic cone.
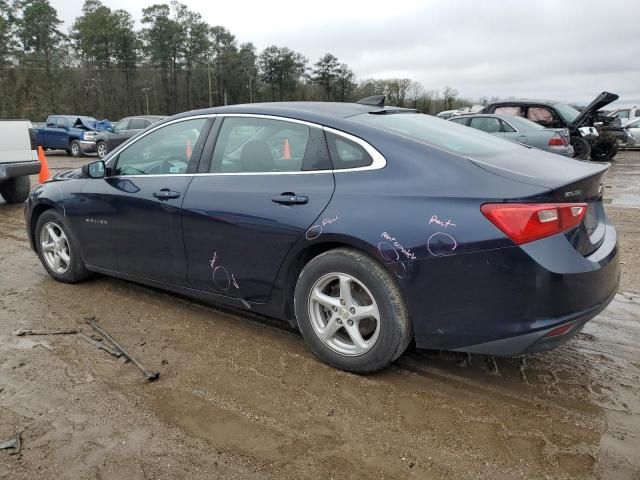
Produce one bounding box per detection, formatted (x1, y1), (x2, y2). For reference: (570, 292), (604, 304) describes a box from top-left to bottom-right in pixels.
(37, 146), (51, 183)
(186, 138), (193, 159)
(282, 138), (291, 160)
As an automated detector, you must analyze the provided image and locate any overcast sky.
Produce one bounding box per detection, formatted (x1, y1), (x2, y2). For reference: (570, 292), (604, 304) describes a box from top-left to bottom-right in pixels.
(50, 0), (640, 107)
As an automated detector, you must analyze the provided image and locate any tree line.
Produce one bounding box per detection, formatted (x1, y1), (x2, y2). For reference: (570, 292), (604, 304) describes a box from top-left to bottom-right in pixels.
(0, 0), (474, 121)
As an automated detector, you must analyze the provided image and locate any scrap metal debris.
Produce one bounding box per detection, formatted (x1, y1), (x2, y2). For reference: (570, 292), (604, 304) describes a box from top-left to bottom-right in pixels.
(0, 431), (22, 455)
(15, 328), (79, 336)
(87, 319), (159, 381)
(77, 333), (124, 358)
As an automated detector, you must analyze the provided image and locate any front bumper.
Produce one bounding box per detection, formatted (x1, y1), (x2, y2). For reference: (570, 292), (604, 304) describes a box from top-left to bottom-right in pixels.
(0, 160), (41, 181)
(403, 221), (620, 355)
(78, 140), (97, 153)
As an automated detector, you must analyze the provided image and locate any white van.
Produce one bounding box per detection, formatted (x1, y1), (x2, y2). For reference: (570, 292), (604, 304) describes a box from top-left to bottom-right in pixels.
(0, 120), (41, 203)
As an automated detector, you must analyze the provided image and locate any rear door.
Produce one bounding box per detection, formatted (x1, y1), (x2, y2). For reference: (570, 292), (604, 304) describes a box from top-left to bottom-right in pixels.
(182, 115), (335, 302)
(77, 116), (212, 284)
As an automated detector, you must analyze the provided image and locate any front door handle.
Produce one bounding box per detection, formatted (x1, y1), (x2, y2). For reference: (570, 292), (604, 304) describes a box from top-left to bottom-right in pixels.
(272, 193), (308, 205)
(153, 189), (180, 200)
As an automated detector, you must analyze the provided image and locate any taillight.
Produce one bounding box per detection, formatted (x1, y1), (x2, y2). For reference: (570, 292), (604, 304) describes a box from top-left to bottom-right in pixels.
(28, 128), (37, 150)
(481, 203), (587, 244)
(548, 133), (564, 146)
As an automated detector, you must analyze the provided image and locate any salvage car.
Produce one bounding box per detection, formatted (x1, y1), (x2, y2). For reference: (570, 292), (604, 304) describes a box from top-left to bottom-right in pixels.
(623, 117), (640, 146)
(607, 106), (640, 123)
(24, 97), (620, 372)
(0, 120), (40, 203)
(481, 92), (625, 161)
(95, 115), (165, 159)
(34, 115), (111, 157)
(449, 114), (574, 157)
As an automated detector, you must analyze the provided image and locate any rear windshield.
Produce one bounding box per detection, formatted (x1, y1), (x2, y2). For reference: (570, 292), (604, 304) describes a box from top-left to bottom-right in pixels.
(351, 112), (525, 157)
(553, 103), (580, 123)
(503, 116), (544, 131)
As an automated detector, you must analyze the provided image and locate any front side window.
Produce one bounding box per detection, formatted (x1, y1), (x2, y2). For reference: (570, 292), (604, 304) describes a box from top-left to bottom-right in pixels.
(616, 110), (630, 120)
(469, 117), (502, 133)
(500, 120), (517, 132)
(553, 103), (580, 123)
(129, 118), (148, 129)
(114, 118), (207, 176)
(114, 118), (129, 132)
(211, 117), (311, 173)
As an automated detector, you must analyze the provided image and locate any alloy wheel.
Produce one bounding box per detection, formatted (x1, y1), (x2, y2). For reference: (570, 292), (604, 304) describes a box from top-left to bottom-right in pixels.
(97, 143), (107, 158)
(40, 222), (71, 274)
(307, 272), (381, 356)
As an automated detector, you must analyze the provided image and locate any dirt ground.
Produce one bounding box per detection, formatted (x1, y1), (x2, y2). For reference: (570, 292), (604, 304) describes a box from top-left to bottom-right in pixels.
(1, 150), (639, 479)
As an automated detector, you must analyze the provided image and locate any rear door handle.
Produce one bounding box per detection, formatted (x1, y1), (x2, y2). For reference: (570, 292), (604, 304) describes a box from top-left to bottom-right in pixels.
(272, 193), (308, 205)
(153, 189), (180, 200)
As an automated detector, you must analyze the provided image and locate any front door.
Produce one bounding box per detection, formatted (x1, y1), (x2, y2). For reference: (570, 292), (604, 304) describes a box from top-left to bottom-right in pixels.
(182, 116), (335, 302)
(77, 117), (211, 285)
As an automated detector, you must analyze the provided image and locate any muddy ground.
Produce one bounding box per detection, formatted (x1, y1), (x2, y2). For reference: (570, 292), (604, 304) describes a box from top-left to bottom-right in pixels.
(1, 150), (639, 479)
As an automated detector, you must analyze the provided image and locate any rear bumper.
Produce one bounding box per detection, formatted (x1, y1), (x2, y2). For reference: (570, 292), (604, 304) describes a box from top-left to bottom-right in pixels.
(0, 160), (41, 181)
(404, 221), (620, 355)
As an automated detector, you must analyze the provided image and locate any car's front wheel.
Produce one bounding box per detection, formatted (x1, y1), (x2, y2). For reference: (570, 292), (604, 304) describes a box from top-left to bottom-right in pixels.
(69, 140), (83, 157)
(35, 210), (91, 283)
(294, 248), (412, 373)
(570, 136), (591, 160)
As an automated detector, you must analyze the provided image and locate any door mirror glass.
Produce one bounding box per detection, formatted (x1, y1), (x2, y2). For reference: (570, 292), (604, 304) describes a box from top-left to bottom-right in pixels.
(83, 160), (106, 179)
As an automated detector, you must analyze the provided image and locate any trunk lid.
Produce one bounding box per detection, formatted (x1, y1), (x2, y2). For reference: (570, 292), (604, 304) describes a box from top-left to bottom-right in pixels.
(468, 148), (608, 256)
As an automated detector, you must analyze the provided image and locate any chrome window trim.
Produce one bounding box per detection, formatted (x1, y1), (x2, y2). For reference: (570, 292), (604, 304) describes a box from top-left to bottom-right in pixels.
(106, 112), (387, 178)
(499, 118), (519, 133)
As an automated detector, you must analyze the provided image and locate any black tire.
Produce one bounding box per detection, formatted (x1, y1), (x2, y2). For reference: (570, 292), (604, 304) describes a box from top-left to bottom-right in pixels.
(590, 142), (618, 162)
(570, 136), (591, 160)
(0, 176), (30, 203)
(69, 140), (83, 157)
(35, 210), (91, 283)
(294, 248), (412, 373)
(96, 141), (108, 159)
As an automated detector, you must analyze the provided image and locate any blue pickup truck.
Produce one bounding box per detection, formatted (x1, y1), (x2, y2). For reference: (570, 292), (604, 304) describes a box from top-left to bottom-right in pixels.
(34, 115), (111, 157)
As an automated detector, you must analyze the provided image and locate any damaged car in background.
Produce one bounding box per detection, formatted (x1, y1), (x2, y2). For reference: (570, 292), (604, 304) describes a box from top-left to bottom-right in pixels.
(481, 92), (627, 161)
(33, 115), (111, 157)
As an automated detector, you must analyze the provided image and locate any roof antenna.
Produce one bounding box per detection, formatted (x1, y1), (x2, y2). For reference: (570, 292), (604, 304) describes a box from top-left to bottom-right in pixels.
(357, 95), (385, 108)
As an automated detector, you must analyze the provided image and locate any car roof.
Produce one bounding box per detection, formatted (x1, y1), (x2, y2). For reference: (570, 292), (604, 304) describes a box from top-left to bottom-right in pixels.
(171, 101), (415, 125)
(489, 99), (560, 106)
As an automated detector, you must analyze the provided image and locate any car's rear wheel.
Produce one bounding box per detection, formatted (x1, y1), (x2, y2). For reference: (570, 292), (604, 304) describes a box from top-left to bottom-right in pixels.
(570, 136), (591, 160)
(35, 210), (91, 283)
(96, 141), (108, 159)
(0, 176), (30, 203)
(590, 142), (618, 162)
(294, 248), (411, 373)
(69, 140), (83, 157)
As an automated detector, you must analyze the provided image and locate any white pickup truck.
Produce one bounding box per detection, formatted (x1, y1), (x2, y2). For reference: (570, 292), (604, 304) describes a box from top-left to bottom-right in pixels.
(0, 120), (41, 203)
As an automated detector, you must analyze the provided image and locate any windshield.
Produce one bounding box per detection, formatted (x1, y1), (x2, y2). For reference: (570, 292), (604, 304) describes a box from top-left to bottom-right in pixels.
(553, 103), (580, 123)
(351, 112), (525, 157)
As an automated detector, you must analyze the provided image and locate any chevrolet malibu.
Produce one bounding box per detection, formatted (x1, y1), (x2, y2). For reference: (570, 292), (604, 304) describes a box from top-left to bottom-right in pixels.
(25, 97), (620, 373)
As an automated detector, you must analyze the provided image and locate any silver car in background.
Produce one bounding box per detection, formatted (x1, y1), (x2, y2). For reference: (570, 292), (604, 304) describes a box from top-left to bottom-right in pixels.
(449, 114), (574, 157)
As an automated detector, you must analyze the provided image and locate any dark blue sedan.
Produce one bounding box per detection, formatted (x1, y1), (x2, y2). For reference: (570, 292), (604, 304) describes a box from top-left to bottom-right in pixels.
(25, 98), (620, 372)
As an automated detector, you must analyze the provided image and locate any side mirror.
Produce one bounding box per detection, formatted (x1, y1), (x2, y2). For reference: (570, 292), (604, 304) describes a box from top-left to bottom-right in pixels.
(82, 160), (106, 179)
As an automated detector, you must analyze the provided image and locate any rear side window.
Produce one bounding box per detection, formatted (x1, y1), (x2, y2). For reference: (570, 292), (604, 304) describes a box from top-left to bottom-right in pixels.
(449, 117), (468, 126)
(211, 117), (312, 173)
(500, 120), (516, 132)
(494, 106), (523, 116)
(325, 132), (372, 169)
(469, 117), (501, 133)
